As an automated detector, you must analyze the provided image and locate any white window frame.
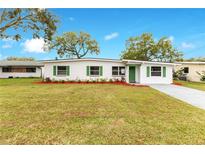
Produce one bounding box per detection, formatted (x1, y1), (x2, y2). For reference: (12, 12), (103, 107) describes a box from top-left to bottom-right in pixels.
(151, 66), (161, 77)
(57, 66), (67, 76)
(112, 66), (119, 76)
(112, 66), (125, 76)
(90, 66), (100, 76)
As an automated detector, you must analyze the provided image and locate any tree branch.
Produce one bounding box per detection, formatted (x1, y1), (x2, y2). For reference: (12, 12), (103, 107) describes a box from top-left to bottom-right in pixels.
(80, 48), (89, 58)
(0, 9), (7, 24)
(0, 14), (32, 32)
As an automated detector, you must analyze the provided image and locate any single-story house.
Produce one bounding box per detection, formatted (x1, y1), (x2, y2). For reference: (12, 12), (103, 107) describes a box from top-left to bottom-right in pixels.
(42, 58), (177, 84)
(174, 62), (205, 82)
(0, 61), (44, 78)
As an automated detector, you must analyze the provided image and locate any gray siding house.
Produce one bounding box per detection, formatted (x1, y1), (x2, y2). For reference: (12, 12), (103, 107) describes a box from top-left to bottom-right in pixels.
(0, 61), (44, 78)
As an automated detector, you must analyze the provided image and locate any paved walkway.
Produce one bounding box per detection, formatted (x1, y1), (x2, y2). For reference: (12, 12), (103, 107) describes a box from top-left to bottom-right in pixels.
(149, 84), (205, 110)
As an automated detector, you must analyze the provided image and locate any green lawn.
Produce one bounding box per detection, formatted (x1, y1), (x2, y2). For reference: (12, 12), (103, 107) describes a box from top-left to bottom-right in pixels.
(1, 78), (205, 144)
(174, 80), (205, 91)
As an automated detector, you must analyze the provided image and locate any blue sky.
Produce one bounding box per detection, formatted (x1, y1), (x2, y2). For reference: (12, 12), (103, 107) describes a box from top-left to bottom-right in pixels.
(0, 8), (205, 60)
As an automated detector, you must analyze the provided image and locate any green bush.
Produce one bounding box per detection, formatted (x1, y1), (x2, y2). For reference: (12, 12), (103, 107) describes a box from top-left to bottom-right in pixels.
(196, 71), (205, 81)
(100, 78), (106, 82)
(173, 68), (184, 80)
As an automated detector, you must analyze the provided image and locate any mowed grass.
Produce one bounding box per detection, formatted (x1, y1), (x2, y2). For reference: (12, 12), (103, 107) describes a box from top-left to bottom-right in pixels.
(174, 80), (205, 91)
(0, 78), (205, 144)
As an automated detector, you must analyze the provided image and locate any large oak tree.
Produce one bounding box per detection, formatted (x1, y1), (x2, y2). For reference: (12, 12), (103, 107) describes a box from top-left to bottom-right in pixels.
(121, 33), (183, 62)
(51, 32), (100, 58)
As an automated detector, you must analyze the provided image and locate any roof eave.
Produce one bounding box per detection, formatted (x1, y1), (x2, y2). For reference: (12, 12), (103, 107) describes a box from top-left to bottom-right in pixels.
(0, 65), (44, 67)
(175, 62), (205, 65)
(40, 58), (123, 63)
(122, 59), (177, 66)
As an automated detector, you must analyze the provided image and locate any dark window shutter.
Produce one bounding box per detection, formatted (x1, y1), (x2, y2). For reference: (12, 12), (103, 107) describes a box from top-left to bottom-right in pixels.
(53, 66), (56, 76)
(86, 66), (90, 76)
(66, 66), (70, 76)
(146, 66), (150, 77)
(163, 66), (166, 77)
(100, 66), (103, 76)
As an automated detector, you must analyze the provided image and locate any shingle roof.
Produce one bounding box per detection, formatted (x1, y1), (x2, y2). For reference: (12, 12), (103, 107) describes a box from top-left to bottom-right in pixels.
(0, 61), (44, 67)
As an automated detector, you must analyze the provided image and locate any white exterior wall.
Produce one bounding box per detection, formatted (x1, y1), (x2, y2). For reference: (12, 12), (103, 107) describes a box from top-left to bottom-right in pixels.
(139, 64), (173, 84)
(135, 65), (140, 83)
(43, 60), (174, 84)
(0, 67), (42, 78)
(43, 60), (126, 81)
(125, 65), (129, 83)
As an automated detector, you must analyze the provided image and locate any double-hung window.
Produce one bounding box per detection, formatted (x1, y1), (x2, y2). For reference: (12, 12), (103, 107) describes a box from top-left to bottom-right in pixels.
(57, 66), (67, 76)
(112, 67), (118, 75)
(112, 66), (125, 76)
(151, 66), (161, 76)
(90, 66), (100, 76)
(119, 67), (125, 75)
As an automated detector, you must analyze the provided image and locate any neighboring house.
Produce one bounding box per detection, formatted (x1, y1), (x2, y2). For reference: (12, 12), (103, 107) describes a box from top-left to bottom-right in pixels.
(174, 62), (205, 82)
(42, 58), (176, 84)
(0, 61), (44, 78)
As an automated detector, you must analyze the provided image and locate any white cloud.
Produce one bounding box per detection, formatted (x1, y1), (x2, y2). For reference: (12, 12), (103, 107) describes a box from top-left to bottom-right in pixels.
(68, 17), (75, 21)
(104, 32), (119, 41)
(21, 38), (45, 53)
(181, 42), (195, 49)
(2, 38), (13, 42)
(1, 38), (15, 49)
(0, 54), (7, 60)
(2, 44), (12, 49)
(168, 36), (174, 42)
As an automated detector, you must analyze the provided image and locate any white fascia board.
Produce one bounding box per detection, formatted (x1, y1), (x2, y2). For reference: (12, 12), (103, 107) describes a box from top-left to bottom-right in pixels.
(175, 62), (205, 65)
(122, 59), (178, 66)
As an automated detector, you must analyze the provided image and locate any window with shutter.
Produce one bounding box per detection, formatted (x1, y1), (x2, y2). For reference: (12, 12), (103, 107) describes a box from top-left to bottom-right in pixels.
(90, 66), (100, 76)
(151, 67), (161, 76)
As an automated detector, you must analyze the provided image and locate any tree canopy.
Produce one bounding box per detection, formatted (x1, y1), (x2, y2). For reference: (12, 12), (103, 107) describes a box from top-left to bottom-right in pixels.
(51, 32), (100, 59)
(0, 8), (58, 42)
(121, 33), (183, 62)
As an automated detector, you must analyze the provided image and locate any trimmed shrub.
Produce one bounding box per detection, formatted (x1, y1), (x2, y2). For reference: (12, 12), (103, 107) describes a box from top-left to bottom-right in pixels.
(196, 71), (205, 81)
(45, 77), (51, 82)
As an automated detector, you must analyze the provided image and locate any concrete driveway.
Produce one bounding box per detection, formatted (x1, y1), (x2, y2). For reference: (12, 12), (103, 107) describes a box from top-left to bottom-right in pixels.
(149, 84), (205, 110)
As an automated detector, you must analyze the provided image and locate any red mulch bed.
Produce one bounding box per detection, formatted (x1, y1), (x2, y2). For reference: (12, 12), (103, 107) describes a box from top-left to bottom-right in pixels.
(33, 81), (149, 87)
(172, 82), (183, 86)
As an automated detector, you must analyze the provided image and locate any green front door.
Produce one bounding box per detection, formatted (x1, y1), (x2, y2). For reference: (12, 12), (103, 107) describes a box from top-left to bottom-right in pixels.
(129, 66), (136, 83)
